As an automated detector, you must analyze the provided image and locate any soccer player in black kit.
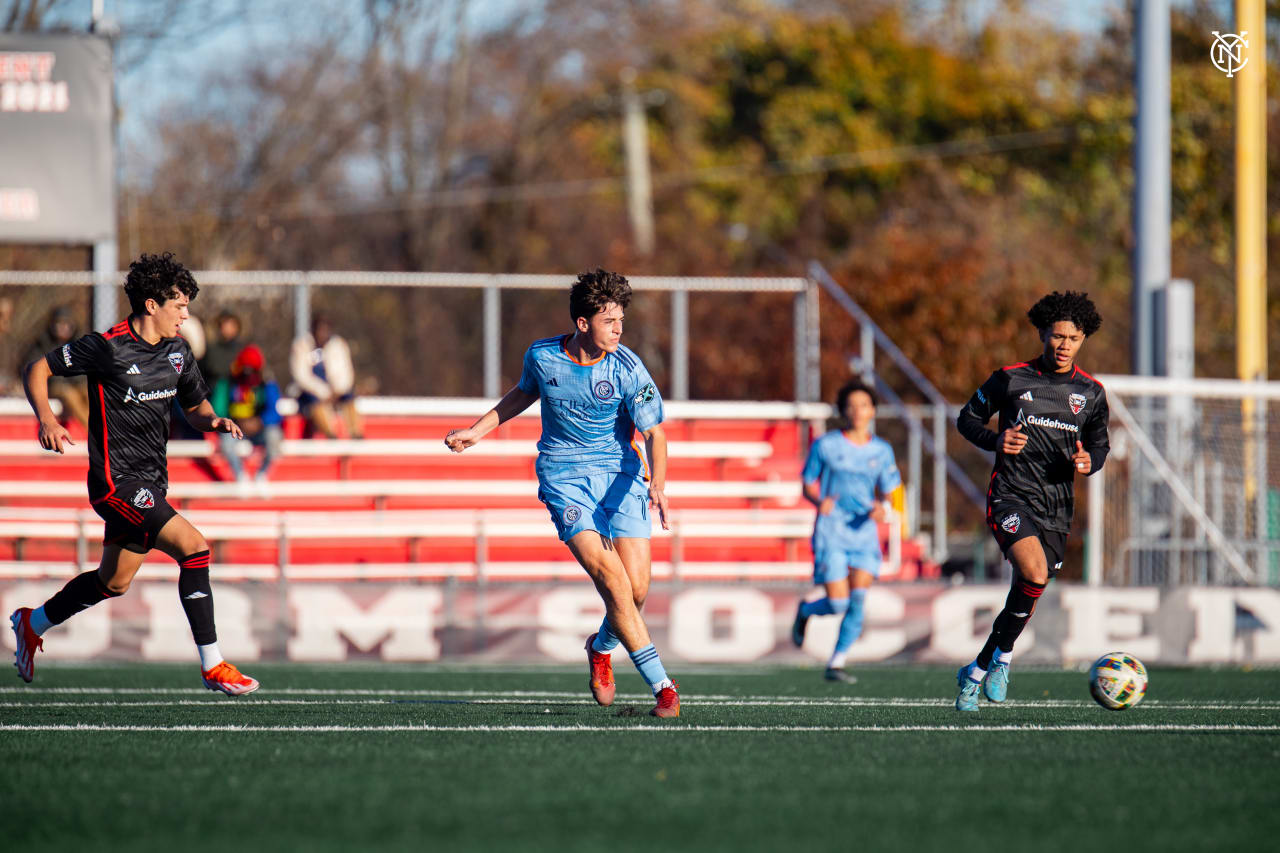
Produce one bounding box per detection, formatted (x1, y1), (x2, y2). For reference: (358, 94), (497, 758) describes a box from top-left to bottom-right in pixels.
(953, 291), (1109, 712)
(11, 253), (259, 695)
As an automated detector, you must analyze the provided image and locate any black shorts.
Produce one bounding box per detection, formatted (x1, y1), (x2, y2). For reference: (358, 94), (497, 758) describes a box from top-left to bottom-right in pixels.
(91, 480), (177, 554)
(987, 505), (1067, 578)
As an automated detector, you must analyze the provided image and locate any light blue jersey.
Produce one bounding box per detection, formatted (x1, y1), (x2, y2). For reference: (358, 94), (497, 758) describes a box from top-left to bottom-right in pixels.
(518, 335), (664, 483)
(802, 432), (901, 579)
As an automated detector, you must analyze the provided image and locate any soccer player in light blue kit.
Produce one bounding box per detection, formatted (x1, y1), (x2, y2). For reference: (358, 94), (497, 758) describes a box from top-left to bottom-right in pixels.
(445, 269), (679, 718)
(791, 380), (904, 682)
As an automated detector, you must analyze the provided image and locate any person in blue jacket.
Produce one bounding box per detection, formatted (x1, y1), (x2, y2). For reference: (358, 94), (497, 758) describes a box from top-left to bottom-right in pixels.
(214, 344), (283, 484)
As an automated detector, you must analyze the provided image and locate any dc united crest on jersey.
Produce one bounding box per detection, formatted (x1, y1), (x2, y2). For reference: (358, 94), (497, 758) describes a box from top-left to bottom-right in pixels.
(1001, 513), (1020, 534)
(1068, 393), (1086, 415)
(167, 352), (184, 374)
(132, 487), (155, 510)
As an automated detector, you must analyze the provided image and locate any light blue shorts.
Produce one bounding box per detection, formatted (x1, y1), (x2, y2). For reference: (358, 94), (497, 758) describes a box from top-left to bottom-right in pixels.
(538, 473), (651, 542)
(812, 516), (882, 583)
(813, 544), (883, 584)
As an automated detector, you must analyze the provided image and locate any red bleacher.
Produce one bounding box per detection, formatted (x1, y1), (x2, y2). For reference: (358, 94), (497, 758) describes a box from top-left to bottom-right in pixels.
(0, 405), (937, 579)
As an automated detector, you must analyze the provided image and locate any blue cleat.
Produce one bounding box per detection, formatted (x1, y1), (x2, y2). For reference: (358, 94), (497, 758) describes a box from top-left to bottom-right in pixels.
(955, 664), (981, 712)
(983, 660), (1009, 703)
(791, 603), (809, 648)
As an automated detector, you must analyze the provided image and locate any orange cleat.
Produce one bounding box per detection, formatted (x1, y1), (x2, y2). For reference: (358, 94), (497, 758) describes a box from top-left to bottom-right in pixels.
(202, 661), (260, 696)
(649, 683), (680, 718)
(10, 608), (42, 683)
(585, 633), (616, 706)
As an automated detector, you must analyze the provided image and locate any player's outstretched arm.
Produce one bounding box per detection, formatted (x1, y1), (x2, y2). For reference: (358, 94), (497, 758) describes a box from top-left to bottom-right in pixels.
(23, 358), (73, 454)
(445, 385), (539, 452)
(184, 399), (244, 439)
(642, 424), (670, 530)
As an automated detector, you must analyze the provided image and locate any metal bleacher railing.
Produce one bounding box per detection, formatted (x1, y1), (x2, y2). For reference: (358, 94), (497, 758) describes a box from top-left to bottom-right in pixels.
(1, 265), (977, 562)
(0, 506), (904, 583)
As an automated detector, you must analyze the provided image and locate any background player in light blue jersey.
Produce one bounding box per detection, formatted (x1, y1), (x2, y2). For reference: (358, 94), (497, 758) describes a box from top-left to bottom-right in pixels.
(445, 269), (679, 718)
(791, 380), (905, 682)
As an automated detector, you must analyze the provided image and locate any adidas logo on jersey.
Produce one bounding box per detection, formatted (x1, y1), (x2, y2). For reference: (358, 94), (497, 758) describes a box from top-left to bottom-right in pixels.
(1019, 391), (1033, 401)
(127, 364), (141, 375)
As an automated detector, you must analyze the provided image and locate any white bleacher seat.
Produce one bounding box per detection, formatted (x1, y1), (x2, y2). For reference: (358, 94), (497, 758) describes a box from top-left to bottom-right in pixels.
(0, 438), (775, 462)
(0, 478), (802, 500)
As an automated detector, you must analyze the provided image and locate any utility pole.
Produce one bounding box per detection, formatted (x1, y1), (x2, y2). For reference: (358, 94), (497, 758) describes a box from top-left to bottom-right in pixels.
(620, 67), (655, 257)
(1236, 0), (1267, 386)
(1234, 0), (1268, 546)
(1133, 0), (1170, 377)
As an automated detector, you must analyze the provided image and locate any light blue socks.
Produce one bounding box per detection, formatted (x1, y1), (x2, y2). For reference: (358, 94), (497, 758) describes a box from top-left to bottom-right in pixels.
(834, 588), (868, 654)
(629, 643), (673, 694)
(800, 597), (850, 619)
(591, 617), (620, 653)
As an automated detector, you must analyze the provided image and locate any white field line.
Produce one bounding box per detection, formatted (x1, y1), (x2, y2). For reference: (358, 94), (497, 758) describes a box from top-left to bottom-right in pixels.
(2, 686), (1280, 709)
(1, 723), (1279, 734)
(0, 691), (1274, 712)
(1, 698), (1279, 711)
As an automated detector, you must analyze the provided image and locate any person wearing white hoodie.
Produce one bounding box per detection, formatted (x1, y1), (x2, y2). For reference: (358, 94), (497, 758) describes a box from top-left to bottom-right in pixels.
(290, 313), (363, 439)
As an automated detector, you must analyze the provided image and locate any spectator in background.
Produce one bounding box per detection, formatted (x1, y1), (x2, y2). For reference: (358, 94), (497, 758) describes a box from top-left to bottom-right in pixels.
(199, 311), (243, 393)
(291, 313), (363, 439)
(213, 344), (283, 485)
(23, 307), (89, 428)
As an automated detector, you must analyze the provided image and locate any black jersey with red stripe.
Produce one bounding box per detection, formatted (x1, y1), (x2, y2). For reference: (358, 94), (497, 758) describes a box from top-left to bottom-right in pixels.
(956, 356), (1109, 533)
(44, 317), (208, 501)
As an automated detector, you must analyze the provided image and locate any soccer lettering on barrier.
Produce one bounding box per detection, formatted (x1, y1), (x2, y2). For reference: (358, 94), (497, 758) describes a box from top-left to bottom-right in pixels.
(2, 583), (1277, 664)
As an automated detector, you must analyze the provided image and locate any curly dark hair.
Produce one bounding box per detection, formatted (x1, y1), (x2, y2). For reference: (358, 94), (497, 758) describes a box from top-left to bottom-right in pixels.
(835, 378), (878, 418)
(1027, 291), (1102, 337)
(569, 268), (631, 323)
(123, 252), (198, 314)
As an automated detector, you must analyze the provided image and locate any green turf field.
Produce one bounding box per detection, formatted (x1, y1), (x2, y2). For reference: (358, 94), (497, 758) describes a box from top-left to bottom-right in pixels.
(2, 663), (1277, 852)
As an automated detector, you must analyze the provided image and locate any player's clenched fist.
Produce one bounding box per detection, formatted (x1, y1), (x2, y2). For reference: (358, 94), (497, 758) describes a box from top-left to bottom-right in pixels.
(998, 423), (1027, 455)
(444, 428), (478, 453)
(1070, 440), (1091, 474)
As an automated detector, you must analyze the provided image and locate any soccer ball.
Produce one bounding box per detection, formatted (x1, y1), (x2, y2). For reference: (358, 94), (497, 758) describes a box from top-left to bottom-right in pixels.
(1088, 652), (1148, 710)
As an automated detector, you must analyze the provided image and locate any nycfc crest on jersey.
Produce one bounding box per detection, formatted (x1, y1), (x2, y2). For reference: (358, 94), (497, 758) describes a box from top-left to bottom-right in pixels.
(1001, 513), (1021, 534)
(518, 335), (664, 482)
